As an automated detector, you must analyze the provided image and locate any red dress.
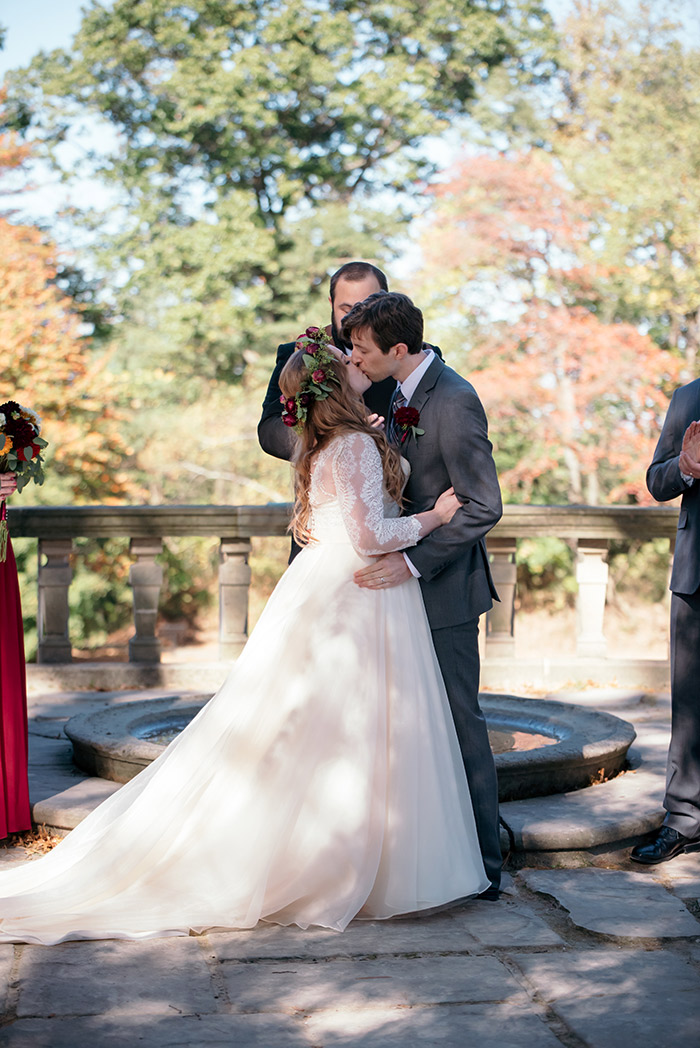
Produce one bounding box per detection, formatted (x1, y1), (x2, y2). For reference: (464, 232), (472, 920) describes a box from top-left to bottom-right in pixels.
(0, 529), (31, 837)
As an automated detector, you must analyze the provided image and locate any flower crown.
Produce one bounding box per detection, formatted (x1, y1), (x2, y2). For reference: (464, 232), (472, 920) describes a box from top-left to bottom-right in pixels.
(280, 327), (341, 432)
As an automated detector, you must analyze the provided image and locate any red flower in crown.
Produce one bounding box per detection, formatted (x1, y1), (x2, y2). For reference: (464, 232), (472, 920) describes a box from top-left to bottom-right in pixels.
(393, 406), (425, 444)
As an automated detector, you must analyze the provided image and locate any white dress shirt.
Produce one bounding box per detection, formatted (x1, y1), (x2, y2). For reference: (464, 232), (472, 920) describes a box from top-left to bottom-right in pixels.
(394, 350), (434, 579)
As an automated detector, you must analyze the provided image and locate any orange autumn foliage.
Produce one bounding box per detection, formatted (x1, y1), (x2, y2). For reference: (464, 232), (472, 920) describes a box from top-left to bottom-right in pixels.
(468, 304), (682, 504)
(416, 152), (681, 504)
(0, 99), (135, 501)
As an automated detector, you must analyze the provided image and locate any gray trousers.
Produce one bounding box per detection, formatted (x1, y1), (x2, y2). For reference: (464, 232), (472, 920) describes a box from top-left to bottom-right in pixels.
(665, 588), (700, 837)
(430, 620), (502, 889)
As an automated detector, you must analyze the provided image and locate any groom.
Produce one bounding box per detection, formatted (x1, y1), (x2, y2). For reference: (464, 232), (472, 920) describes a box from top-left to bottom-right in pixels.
(343, 291), (504, 897)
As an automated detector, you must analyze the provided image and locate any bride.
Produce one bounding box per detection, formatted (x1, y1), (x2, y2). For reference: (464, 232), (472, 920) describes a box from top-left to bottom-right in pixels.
(0, 341), (488, 945)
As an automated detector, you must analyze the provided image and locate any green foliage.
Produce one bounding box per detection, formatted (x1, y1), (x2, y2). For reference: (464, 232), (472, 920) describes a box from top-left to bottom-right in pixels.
(516, 537), (577, 610)
(5, 0), (556, 380)
(68, 538), (132, 648)
(607, 538), (672, 606)
(158, 538), (216, 625)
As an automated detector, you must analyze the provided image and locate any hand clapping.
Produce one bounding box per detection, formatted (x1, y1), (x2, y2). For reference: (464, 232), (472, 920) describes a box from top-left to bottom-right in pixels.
(680, 420), (700, 480)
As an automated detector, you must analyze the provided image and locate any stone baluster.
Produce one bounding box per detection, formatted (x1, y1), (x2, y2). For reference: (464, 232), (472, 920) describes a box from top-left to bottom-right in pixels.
(218, 538), (252, 658)
(485, 536), (517, 659)
(575, 538), (609, 657)
(37, 538), (73, 663)
(128, 537), (164, 663)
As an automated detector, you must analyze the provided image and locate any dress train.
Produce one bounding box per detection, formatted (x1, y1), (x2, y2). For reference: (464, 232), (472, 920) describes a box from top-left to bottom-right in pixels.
(0, 434), (488, 944)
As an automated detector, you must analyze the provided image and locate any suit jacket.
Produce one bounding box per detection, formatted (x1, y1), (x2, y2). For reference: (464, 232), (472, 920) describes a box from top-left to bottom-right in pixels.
(401, 356), (502, 628)
(647, 377), (700, 596)
(258, 339), (397, 461)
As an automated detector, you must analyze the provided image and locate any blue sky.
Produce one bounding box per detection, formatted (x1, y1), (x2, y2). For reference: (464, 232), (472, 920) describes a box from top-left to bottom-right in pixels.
(0, 0), (629, 79)
(2, 0), (698, 79)
(0, 1), (85, 78)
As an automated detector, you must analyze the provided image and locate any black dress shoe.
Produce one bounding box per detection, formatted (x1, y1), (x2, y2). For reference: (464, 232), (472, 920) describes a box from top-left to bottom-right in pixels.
(476, 886), (500, 901)
(630, 825), (700, 865)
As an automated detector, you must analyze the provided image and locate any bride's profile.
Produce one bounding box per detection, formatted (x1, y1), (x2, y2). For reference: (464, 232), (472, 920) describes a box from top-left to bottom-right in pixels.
(0, 337), (488, 945)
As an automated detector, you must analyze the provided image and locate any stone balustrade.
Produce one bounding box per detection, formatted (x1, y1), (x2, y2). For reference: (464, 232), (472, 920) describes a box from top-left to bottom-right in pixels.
(8, 504), (679, 678)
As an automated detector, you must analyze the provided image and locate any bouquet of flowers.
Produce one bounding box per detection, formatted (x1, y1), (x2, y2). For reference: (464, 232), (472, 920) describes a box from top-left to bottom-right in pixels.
(0, 399), (48, 561)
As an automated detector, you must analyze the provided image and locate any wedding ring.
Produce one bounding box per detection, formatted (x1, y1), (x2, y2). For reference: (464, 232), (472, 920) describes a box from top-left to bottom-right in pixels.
(380, 576), (386, 583)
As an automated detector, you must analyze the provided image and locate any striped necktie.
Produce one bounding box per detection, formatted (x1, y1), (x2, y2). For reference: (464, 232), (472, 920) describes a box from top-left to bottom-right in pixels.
(387, 387), (407, 446)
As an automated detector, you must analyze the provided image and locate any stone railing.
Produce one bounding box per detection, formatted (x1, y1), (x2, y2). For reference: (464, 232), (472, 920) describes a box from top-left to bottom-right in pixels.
(8, 503), (678, 671)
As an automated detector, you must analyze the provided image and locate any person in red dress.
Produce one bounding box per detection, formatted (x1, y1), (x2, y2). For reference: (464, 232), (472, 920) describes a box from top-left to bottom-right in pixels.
(0, 471), (31, 838)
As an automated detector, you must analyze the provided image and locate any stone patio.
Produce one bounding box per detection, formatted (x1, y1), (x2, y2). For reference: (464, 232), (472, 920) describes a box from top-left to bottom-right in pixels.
(0, 686), (698, 1046)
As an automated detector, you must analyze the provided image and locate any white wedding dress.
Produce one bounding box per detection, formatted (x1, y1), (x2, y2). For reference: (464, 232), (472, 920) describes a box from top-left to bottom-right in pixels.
(0, 432), (488, 944)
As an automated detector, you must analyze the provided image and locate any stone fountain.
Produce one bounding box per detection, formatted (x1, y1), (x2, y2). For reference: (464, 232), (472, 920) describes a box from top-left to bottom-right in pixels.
(65, 693), (636, 803)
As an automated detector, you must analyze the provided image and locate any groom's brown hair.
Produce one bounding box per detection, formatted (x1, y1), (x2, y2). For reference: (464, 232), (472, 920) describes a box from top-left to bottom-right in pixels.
(341, 291), (424, 355)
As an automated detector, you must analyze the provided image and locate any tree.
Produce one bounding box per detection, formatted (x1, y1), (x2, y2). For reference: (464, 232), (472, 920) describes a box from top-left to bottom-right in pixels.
(4, 0), (556, 379)
(471, 1), (700, 379)
(0, 92), (133, 501)
(412, 151), (681, 504)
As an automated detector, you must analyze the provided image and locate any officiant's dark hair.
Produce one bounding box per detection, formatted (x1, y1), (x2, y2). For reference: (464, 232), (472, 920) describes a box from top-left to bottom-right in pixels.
(341, 291), (423, 355)
(329, 262), (388, 302)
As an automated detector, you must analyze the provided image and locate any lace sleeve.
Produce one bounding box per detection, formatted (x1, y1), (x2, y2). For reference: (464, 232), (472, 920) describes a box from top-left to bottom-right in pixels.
(330, 433), (423, 556)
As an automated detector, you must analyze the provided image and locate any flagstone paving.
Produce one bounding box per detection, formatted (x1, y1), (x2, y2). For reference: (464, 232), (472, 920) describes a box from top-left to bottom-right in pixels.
(0, 688), (699, 1046)
(0, 870), (698, 1047)
(520, 867), (700, 937)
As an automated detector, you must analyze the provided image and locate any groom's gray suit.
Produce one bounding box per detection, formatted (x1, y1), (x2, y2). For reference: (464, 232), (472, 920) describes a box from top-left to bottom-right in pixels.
(647, 377), (700, 838)
(399, 355), (503, 889)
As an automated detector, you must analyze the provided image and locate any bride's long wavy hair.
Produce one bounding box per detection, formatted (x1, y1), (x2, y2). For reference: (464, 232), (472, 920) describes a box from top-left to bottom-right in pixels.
(279, 351), (405, 545)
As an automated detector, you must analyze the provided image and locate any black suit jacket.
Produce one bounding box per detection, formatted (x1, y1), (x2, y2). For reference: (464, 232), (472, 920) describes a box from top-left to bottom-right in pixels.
(647, 378), (700, 596)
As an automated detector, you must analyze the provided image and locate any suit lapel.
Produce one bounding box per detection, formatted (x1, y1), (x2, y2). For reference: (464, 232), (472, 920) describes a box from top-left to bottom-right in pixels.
(403, 356), (444, 458)
(408, 355), (443, 412)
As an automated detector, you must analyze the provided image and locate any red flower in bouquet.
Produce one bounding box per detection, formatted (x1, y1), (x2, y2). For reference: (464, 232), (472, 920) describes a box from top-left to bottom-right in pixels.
(6, 417), (34, 447)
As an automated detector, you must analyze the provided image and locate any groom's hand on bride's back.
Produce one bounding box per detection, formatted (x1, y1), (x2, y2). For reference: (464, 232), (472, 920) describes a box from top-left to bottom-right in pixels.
(354, 553), (411, 589)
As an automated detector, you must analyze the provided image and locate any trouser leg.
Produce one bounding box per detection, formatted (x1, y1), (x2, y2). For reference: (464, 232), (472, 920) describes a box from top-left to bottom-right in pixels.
(430, 619), (502, 889)
(664, 588), (700, 837)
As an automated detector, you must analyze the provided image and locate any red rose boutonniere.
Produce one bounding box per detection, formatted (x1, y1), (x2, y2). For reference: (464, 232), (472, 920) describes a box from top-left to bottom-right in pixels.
(394, 406), (424, 444)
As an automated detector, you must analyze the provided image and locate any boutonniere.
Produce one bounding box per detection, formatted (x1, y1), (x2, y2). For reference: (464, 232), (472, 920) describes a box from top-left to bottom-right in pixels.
(394, 406), (424, 444)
